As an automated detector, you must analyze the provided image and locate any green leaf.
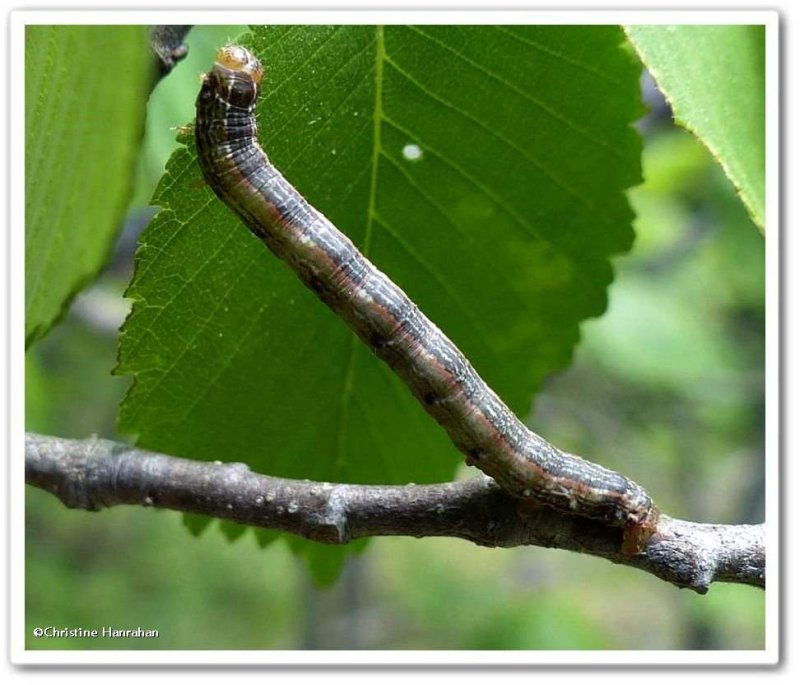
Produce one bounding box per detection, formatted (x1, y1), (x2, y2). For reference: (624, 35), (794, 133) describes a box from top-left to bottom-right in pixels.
(626, 25), (765, 231)
(118, 25), (642, 575)
(25, 26), (150, 346)
(182, 513), (213, 537)
(219, 520), (249, 542)
(287, 537), (369, 587)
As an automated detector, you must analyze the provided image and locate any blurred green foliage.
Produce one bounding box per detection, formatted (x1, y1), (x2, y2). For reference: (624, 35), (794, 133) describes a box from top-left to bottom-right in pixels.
(25, 26), (765, 651)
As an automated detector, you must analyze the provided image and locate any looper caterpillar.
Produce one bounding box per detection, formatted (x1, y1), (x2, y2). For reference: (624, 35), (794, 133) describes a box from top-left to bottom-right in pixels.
(194, 45), (660, 554)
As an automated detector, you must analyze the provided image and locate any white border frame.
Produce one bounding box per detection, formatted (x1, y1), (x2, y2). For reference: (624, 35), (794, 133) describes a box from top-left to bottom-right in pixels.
(7, 7), (779, 667)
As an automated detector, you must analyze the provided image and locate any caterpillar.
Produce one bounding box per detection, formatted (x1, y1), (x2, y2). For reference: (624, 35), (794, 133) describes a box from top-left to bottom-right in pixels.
(194, 45), (660, 554)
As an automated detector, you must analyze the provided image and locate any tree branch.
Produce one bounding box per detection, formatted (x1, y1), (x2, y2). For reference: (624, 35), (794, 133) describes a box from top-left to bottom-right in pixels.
(25, 433), (764, 594)
(149, 25), (191, 79)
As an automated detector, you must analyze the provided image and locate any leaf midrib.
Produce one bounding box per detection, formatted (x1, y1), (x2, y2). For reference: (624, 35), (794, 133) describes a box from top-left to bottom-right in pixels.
(334, 25), (386, 474)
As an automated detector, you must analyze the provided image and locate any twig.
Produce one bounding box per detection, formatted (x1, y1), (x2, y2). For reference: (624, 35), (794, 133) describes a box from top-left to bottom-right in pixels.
(150, 25), (192, 79)
(25, 433), (765, 594)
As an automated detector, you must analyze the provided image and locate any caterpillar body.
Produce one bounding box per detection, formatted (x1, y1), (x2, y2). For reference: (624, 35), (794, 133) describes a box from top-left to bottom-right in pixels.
(194, 45), (659, 554)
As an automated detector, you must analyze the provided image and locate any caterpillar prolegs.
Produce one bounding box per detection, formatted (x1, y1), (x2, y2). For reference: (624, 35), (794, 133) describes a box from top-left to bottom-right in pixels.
(194, 45), (660, 554)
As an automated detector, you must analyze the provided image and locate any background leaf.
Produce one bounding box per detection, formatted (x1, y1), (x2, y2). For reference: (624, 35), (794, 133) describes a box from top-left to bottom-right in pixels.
(117, 25), (643, 578)
(626, 25), (765, 231)
(25, 25), (150, 346)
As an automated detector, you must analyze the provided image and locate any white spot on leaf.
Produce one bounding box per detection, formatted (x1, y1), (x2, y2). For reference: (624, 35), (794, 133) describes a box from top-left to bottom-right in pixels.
(402, 144), (423, 161)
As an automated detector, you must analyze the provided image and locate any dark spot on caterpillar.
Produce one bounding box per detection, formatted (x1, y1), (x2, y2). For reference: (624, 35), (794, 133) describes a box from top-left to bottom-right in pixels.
(228, 79), (258, 108)
(199, 83), (214, 104)
(464, 447), (483, 466)
(369, 333), (388, 350)
(308, 274), (328, 296)
(422, 391), (439, 405)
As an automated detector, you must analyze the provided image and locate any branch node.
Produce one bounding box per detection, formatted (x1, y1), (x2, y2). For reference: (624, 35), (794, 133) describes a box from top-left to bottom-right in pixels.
(313, 487), (350, 544)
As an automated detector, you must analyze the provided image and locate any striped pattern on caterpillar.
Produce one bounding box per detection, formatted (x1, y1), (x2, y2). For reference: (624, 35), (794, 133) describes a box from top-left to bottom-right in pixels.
(194, 45), (660, 554)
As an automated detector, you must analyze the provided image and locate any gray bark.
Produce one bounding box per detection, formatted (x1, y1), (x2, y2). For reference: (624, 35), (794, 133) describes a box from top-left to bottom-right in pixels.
(25, 432), (765, 595)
